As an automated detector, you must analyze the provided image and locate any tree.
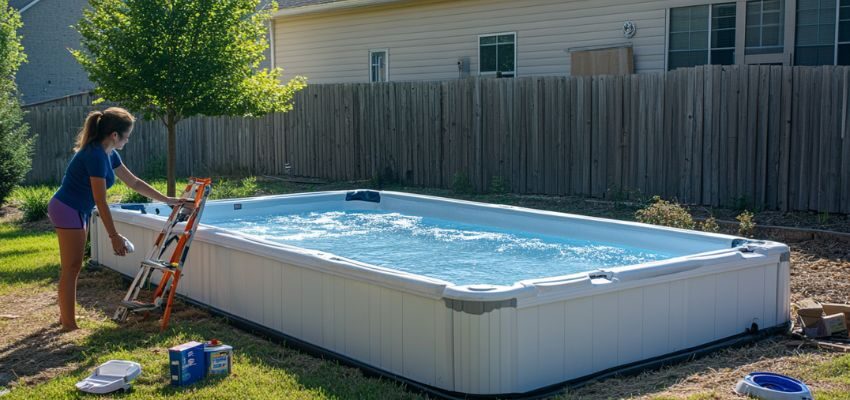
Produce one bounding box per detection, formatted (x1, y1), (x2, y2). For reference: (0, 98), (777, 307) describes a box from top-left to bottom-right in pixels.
(73, 0), (306, 195)
(0, 0), (32, 205)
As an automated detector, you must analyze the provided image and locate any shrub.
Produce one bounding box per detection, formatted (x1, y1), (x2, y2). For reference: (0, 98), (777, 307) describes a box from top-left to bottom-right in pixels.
(211, 176), (259, 200)
(451, 172), (473, 194)
(12, 185), (54, 222)
(635, 196), (695, 230)
(489, 175), (508, 194)
(700, 216), (720, 233)
(0, 95), (33, 205)
(737, 210), (756, 237)
(120, 190), (150, 203)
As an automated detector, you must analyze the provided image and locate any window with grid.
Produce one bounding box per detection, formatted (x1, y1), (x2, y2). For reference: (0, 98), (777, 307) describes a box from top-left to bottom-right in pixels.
(795, 0), (847, 65)
(840, 0), (849, 65)
(746, 0), (786, 54)
(479, 34), (515, 77)
(370, 50), (387, 82)
(669, 3), (737, 70)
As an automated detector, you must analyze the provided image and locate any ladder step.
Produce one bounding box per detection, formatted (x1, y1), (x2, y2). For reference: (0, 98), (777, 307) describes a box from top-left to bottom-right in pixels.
(121, 300), (160, 312)
(142, 259), (177, 271)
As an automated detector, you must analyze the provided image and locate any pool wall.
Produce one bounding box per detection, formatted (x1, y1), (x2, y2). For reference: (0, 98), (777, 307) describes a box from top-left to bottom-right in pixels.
(92, 191), (790, 396)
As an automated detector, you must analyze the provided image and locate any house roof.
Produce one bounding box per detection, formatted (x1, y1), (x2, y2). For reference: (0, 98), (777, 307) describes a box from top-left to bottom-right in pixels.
(279, 0), (343, 8)
(9, 0), (36, 11)
(275, 0), (404, 17)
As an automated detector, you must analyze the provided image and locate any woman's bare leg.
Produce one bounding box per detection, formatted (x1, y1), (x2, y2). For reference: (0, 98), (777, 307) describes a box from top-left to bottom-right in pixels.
(56, 228), (87, 331)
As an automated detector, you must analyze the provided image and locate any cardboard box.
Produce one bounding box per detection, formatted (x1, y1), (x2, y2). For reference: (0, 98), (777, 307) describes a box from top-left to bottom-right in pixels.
(796, 298), (824, 328)
(169, 341), (205, 386)
(822, 313), (849, 337)
(822, 303), (850, 324)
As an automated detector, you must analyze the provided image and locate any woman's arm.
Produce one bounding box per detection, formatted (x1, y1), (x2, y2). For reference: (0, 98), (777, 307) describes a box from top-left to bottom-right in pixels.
(114, 164), (173, 203)
(91, 177), (128, 256)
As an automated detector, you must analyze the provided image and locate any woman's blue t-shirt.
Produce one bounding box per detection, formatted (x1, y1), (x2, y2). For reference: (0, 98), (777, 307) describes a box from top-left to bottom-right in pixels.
(53, 143), (123, 213)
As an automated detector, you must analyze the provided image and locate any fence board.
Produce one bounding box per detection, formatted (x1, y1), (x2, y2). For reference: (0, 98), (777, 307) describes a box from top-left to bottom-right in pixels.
(23, 66), (850, 213)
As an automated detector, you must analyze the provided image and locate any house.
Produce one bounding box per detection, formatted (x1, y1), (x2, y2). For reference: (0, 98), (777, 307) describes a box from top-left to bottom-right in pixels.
(271, 0), (850, 84)
(11, 0), (93, 104)
(10, 0), (275, 105)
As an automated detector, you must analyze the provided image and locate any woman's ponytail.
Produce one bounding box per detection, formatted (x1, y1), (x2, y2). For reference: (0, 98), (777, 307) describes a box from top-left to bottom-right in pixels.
(73, 107), (135, 152)
(74, 111), (103, 152)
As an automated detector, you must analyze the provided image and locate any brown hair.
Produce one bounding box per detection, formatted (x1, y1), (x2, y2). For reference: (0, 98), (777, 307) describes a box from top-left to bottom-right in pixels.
(74, 107), (136, 152)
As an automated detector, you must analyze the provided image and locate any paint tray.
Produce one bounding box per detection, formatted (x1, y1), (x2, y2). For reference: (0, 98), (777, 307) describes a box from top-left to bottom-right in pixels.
(75, 360), (142, 394)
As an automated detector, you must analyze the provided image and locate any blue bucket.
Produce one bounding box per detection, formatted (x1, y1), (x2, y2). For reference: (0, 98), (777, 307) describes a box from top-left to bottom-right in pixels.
(735, 372), (813, 400)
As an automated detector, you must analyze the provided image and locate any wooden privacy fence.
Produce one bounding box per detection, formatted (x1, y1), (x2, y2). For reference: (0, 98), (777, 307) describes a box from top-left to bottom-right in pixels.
(24, 65), (850, 213)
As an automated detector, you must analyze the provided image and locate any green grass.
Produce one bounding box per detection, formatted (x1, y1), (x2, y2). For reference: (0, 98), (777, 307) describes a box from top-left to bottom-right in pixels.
(2, 315), (419, 399)
(0, 224), (59, 296)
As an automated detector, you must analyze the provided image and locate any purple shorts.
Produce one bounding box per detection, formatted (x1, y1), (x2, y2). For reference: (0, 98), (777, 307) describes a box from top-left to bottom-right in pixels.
(48, 197), (90, 230)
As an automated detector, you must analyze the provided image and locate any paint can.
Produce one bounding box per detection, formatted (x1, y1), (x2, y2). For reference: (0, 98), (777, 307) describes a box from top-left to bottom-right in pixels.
(204, 339), (232, 377)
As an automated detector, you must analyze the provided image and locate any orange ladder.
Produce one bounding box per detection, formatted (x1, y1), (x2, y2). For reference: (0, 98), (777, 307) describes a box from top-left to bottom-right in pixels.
(113, 177), (212, 331)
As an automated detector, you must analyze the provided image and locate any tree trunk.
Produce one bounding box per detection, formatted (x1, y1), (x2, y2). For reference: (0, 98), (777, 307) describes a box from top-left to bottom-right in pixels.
(166, 112), (177, 197)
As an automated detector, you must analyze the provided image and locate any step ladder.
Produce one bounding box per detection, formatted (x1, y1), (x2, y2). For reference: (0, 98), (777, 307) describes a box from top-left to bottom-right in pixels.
(113, 177), (212, 331)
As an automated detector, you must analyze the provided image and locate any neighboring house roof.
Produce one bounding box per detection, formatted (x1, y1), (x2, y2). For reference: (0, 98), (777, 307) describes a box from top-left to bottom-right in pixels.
(275, 0), (403, 16)
(9, 0), (37, 11)
(279, 0), (343, 7)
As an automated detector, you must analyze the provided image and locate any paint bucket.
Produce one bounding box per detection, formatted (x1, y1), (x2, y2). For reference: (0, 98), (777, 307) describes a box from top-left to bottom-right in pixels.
(203, 339), (232, 377)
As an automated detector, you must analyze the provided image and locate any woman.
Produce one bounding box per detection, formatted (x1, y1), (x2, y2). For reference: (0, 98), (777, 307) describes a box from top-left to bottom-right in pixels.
(48, 107), (180, 331)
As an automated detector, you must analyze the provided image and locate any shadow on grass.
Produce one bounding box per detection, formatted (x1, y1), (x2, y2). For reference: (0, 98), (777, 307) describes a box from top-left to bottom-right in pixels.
(0, 325), (84, 387)
(0, 226), (54, 241)
(0, 263), (59, 288)
(0, 248), (41, 259)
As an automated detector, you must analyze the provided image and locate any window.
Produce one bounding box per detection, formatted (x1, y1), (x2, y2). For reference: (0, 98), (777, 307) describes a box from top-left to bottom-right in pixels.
(795, 0), (849, 65)
(479, 33), (515, 77)
(746, 0), (785, 54)
(840, 0), (850, 65)
(370, 50), (388, 82)
(668, 3), (736, 70)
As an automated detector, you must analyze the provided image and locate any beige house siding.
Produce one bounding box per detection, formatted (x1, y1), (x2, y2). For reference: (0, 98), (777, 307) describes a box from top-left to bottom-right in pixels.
(273, 0), (743, 83)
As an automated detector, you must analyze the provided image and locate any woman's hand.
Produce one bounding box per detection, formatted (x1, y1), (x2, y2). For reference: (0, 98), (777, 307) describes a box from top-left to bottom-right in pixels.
(110, 234), (129, 256)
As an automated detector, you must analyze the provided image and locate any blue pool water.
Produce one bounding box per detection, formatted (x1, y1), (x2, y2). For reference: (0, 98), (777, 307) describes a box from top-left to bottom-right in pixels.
(205, 210), (678, 286)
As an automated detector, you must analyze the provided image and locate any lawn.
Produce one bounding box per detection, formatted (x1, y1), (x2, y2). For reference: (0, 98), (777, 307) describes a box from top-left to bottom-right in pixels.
(1, 177), (850, 399)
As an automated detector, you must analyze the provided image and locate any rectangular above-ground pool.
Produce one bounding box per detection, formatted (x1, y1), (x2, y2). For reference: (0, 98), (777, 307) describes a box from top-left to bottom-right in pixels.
(93, 190), (791, 396)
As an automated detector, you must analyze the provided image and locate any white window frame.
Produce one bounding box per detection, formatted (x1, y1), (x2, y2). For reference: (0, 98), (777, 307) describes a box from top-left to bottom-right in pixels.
(745, 0), (786, 55)
(369, 49), (389, 83)
(667, 3), (738, 70)
(794, 0), (848, 65)
(837, 0), (849, 64)
(477, 32), (517, 77)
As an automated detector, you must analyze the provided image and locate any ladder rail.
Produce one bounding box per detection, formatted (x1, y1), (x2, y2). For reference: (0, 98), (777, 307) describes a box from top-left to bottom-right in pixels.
(112, 178), (212, 330)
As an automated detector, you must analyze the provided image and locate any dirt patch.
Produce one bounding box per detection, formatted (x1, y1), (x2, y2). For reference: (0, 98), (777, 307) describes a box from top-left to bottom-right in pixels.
(789, 240), (850, 304)
(0, 290), (88, 388)
(0, 206), (22, 224)
(565, 338), (846, 399)
(0, 264), (216, 388)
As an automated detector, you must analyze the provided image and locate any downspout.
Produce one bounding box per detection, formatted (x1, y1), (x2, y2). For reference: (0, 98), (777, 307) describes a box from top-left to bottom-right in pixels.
(268, 20), (275, 70)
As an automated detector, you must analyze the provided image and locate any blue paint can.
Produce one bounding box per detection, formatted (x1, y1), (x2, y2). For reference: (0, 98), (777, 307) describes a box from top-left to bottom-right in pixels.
(203, 339), (232, 377)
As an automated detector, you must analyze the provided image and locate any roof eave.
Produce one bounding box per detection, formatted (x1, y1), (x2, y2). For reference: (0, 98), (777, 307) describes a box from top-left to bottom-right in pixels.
(273, 0), (405, 18)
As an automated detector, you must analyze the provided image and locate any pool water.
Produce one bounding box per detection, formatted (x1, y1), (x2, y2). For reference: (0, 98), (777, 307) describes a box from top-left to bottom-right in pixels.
(205, 210), (678, 285)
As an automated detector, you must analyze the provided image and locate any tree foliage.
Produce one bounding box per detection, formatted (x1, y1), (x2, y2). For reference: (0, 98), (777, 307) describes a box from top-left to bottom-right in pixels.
(73, 0), (306, 194)
(0, 0), (32, 205)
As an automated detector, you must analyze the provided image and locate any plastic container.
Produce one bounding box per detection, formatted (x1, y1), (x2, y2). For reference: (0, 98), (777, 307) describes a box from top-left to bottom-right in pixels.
(75, 360), (142, 394)
(734, 372), (813, 400)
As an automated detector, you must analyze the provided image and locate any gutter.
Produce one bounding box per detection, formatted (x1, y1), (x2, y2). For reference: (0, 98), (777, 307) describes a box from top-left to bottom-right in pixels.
(273, 0), (405, 18)
(18, 0), (41, 13)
